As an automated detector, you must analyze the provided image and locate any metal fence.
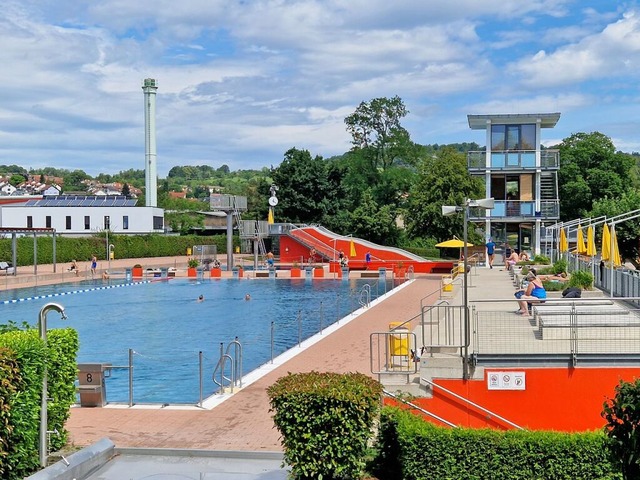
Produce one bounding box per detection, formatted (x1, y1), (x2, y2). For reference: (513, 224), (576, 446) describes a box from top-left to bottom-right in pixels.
(471, 299), (640, 366)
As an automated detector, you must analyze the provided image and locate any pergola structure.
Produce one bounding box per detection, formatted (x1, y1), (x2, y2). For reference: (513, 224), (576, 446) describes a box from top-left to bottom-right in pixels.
(0, 227), (58, 275)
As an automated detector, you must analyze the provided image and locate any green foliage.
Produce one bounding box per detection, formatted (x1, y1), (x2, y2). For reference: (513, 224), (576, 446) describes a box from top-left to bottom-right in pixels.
(271, 148), (337, 224)
(542, 280), (566, 291)
(187, 258), (199, 268)
(557, 132), (635, 220)
(344, 95), (414, 170)
(46, 329), (79, 452)
(591, 190), (640, 262)
(0, 348), (20, 478)
(373, 407), (621, 480)
(0, 330), (46, 478)
(569, 270), (594, 290)
(267, 371), (383, 480)
(0, 234), (229, 267)
(603, 378), (640, 479)
(552, 258), (568, 274)
(532, 255), (550, 265)
(0, 328), (78, 478)
(406, 147), (484, 241)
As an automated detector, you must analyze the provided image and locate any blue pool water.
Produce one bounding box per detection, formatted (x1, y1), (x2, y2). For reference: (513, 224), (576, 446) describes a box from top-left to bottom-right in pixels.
(0, 277), (394, 404)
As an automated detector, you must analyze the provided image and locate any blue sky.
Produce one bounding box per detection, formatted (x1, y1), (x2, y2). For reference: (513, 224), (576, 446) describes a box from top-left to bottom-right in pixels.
(1, 1), (639, 176)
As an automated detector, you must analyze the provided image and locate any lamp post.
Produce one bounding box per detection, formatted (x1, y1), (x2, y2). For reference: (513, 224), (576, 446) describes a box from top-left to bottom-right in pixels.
(38, 302), (67, 467)
(442, 197), (494, 380)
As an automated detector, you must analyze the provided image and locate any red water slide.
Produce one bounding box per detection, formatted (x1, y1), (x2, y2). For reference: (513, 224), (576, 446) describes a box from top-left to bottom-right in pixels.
(281, 226), (452, 274)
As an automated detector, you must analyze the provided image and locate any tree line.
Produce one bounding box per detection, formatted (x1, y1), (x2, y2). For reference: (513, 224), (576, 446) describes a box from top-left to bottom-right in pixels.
(2, 96), (640, 260)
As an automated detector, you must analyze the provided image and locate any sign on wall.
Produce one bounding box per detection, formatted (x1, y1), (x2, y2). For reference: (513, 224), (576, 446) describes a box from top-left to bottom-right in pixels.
(487, 371), (526, 390)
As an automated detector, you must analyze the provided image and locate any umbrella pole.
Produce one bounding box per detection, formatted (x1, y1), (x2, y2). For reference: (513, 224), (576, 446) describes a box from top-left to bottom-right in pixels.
(610, 224), (614, 298)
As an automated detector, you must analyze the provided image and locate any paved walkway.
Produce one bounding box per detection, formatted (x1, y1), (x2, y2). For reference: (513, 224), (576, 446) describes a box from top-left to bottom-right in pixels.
(59, 272), (442, 451)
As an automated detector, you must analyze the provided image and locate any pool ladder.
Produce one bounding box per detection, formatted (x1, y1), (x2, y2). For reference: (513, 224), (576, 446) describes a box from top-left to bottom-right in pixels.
(212, 337), (243, 394)
(358, 284), (371, 308)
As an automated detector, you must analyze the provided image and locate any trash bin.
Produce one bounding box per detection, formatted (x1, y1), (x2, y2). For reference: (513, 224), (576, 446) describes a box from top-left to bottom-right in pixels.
(77, 363), (111, 407)
(187, 247), (192, 255)
(388, 322), (409, 357)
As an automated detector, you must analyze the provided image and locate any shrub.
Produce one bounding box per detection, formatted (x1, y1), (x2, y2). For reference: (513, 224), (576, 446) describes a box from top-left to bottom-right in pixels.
(569, 269), (594, 290)
(268, 371), (383, 479)
(603, 378), (640, 479)
(374, 407), (620, 480)
(552, 258), (568, 274)
(0, 348), (19, 478)
(532, 254), (551, 265)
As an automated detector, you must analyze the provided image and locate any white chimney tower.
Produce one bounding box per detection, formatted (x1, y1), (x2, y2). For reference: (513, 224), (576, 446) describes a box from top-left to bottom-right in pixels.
(142, 78), (158, 207)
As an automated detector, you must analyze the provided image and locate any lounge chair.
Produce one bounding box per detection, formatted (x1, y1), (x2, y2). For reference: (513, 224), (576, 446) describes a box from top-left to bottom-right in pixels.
(0, 262), (15, 274)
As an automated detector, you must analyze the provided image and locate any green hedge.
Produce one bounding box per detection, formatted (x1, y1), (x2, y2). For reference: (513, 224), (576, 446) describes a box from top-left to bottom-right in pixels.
(268, 371), (383, 479)
(373, 407), (621, 480)
(0, 348), (20, 478)
(0, 327), (79, 479)
(0, 234), (234, 266)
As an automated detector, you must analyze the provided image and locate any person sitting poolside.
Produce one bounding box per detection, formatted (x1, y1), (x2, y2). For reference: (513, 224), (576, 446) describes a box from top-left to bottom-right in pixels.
(519, 251), (531, 262)
(506, 251), (520, 271)
(514, 272), (546, 315)
(68, 260), (79, 276)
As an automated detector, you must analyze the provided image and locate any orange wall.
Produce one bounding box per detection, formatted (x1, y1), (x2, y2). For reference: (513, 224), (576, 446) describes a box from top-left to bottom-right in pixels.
(398, 367), (640, 432)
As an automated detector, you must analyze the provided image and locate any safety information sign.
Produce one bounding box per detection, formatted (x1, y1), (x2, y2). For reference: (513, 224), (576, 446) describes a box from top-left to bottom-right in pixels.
(487, 371), (526, 390)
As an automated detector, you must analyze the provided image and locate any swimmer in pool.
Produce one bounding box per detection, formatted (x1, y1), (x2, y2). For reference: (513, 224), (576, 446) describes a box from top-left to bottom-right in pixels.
(197, 295), (204, 302)
(244, 293), (251, 301)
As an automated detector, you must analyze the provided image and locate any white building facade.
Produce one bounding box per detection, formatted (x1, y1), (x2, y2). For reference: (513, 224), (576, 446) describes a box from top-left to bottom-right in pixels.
(0, 196), (164, 236)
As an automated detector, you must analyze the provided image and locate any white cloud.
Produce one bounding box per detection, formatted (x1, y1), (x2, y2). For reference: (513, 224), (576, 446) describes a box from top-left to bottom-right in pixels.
(510, 9), (640, 87)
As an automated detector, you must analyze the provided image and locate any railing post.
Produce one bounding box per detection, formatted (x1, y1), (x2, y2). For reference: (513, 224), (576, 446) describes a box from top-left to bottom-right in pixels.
(128, 348), (134, 407)
(270, 321), (275, 363)
(198, 351), (203, 408)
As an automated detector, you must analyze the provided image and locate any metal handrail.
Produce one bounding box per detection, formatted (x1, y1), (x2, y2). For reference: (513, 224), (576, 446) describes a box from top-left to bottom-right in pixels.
(420, 285), (451, 309)
(384, 390), (457, 427)
(420, 377), (523, 430)
(359, 284), (371, 308)
(212, 338), (243, 394)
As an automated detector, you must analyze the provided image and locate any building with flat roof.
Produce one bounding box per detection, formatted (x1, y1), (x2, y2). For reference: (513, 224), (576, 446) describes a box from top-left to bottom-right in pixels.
(467, 113), (561, 256)
(0, 195), (164, 236)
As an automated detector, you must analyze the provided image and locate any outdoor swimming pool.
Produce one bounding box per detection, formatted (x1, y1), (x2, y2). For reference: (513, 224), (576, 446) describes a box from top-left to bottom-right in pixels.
(0, 277), (395, 404)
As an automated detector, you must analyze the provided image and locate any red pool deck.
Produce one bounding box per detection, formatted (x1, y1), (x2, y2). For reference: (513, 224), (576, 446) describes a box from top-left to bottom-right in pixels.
(62, 273), (441, 451)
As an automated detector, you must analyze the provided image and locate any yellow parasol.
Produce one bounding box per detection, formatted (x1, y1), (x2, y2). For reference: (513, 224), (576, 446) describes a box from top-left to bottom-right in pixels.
(559, 228), (568, 253)
(586, 225), (597, 256)
(611, 227), (622, 267)
(435, 238), (474, 248)
(601, 224), (611, 261)
(576, 225), (587, 255)
(349, 238), (357, 257)
(268, 208), (274, 225)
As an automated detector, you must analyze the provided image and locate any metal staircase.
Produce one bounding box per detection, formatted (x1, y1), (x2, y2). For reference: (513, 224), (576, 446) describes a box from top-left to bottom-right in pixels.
(540, 172), (558, 201)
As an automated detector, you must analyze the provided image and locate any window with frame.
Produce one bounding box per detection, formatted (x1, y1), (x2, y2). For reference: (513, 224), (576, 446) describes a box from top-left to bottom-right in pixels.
(123, 216), (129, 230)
(45, 216), (51, 228)
(104, 216), (110, 230)
(491, 124), (537, 151)
(84, 216), (90, 230)
(65, 216), (71, 230)
(27, 216), (33, 228)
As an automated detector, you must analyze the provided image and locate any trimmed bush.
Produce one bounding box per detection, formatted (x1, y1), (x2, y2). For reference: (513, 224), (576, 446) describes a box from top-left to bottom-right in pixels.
(268, 371), (383, 479)
(0, 348), (20, 478)
(373, 407), (621, 480)
(0, 327), (78, 478)
(0, 330), (46, 478)
(0, 234), (234, 266)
